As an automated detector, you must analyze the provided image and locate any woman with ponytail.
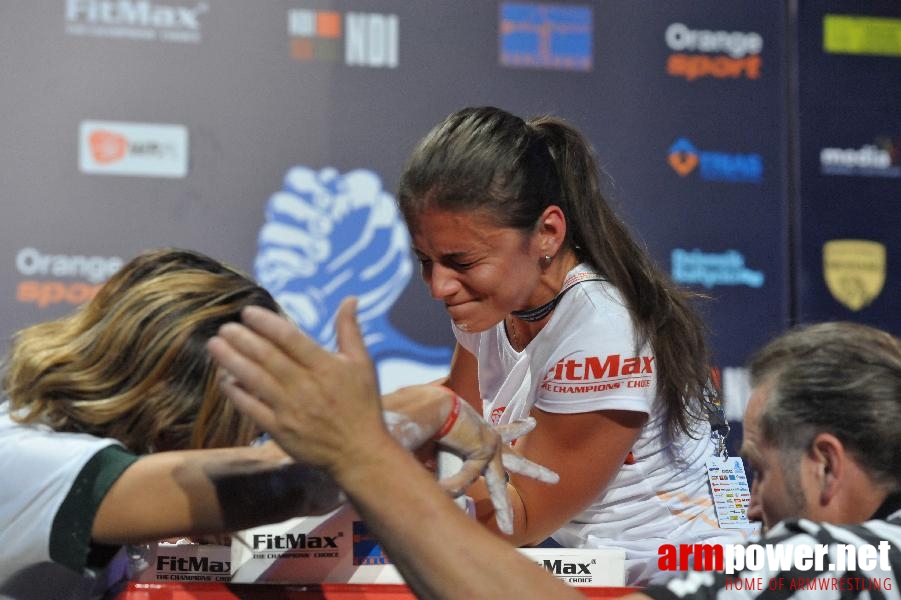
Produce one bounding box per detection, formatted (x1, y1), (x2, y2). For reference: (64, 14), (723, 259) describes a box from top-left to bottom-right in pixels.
(398, 106), (744, 585)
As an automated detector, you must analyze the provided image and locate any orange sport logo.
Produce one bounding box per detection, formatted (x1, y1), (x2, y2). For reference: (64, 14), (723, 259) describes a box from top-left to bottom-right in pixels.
(665, 22), (762, 81)
(14, 247), (122, 308)
(16, 280), (102, 308)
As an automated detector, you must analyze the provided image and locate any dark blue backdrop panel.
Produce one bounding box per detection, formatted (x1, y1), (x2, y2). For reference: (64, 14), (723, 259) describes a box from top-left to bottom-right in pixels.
(794, 0), (901, 334)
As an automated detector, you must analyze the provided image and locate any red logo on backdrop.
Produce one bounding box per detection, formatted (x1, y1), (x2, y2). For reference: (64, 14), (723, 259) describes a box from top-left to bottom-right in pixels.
(490, 407), (506, 425)
(89, 130), (128, 164)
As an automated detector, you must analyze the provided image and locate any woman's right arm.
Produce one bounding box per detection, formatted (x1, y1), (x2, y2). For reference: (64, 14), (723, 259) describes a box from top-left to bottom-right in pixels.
(91, 343), (498, 547)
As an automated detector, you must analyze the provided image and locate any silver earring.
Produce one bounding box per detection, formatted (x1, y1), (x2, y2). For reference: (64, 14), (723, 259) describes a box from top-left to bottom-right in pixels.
(543, 254), (553, 266)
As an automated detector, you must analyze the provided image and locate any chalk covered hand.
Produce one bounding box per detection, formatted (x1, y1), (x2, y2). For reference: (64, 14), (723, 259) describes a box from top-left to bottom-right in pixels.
(208, 302), (557, 534)
(436, 398), (558, 534)
(383, 386), (558, 535)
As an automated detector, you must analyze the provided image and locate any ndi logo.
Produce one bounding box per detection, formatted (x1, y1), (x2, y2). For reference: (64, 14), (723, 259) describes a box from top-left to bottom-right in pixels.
(668, 138), (762, 183)
(288, 9), (398, 68)
(671, 249), (764, 289)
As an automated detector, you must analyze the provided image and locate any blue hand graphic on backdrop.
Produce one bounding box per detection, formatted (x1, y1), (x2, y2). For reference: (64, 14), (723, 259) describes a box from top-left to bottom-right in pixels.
(255, 166), (451, 391)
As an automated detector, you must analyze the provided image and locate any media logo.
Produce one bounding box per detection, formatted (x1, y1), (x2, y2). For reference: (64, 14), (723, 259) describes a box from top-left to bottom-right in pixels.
(665, 22), (762, 81)
(671, 249), (765, 289)
(15, 247), (123, 308)
(499, 3), (592, 71)
(65, 0), (208, 44)
(819, 137), (901, 178)
(288, 9), (398, 68)
(668, 138), (763, 183)
(823, 239), (886, 311)
(79, 120), (188, 178)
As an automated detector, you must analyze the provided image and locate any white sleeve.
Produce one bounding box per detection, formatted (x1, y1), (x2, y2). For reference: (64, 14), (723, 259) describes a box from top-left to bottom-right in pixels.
(533, 306), (655, 416)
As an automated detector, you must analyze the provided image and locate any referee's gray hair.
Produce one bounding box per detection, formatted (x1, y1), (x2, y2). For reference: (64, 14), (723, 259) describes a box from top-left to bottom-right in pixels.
(748, 321), (901, 491)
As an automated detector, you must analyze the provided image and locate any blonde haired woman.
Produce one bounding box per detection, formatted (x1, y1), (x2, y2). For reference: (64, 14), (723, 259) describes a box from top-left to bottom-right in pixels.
(0, 248), (548, 598)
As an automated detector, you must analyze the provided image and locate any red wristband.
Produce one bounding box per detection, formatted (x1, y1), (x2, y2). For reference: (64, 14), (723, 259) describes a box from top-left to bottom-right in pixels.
(433, 391), (461, 440)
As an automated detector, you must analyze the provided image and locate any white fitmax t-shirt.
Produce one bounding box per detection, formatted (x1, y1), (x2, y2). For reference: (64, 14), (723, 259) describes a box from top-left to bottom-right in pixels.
(454, 264), (745, 585)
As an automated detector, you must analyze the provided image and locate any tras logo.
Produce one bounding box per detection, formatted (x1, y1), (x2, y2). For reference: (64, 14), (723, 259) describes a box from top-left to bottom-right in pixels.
(499, 2), (593, 72)
(665, 22), (763, 81)
(288, 9), (398, 68)
(15, 247), (123, 308)
(668, 138), (762, 184)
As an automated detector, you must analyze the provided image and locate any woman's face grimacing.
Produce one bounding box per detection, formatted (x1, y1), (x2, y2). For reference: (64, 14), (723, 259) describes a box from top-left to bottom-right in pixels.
(410, 208), (544, 333)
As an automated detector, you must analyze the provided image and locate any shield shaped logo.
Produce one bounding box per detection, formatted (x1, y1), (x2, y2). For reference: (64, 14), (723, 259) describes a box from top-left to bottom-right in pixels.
(822, 239), (886, 311)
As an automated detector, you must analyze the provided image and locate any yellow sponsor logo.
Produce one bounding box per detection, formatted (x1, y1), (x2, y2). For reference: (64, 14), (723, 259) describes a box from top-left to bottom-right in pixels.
(822, 239), (886, 311)
(823, 15), (901, 57)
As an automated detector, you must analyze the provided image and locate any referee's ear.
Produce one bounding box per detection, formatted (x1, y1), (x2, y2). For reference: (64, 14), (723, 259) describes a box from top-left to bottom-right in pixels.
(809, 433), (843, 506)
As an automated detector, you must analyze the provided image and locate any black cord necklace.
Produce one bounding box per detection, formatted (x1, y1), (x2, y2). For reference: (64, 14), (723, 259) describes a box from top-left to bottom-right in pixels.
(511, 271), (606, 322)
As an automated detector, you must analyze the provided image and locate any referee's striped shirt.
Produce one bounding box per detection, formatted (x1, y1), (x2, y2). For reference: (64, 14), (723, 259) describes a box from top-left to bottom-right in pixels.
(644, 506), (901, 599)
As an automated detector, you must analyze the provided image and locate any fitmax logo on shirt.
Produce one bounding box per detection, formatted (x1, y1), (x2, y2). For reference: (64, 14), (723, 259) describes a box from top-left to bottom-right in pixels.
(288, 9), (398, 68)
(668, 138), (763, 183)
(542, 354), (654, 393)
(665, 22), (763, 81)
